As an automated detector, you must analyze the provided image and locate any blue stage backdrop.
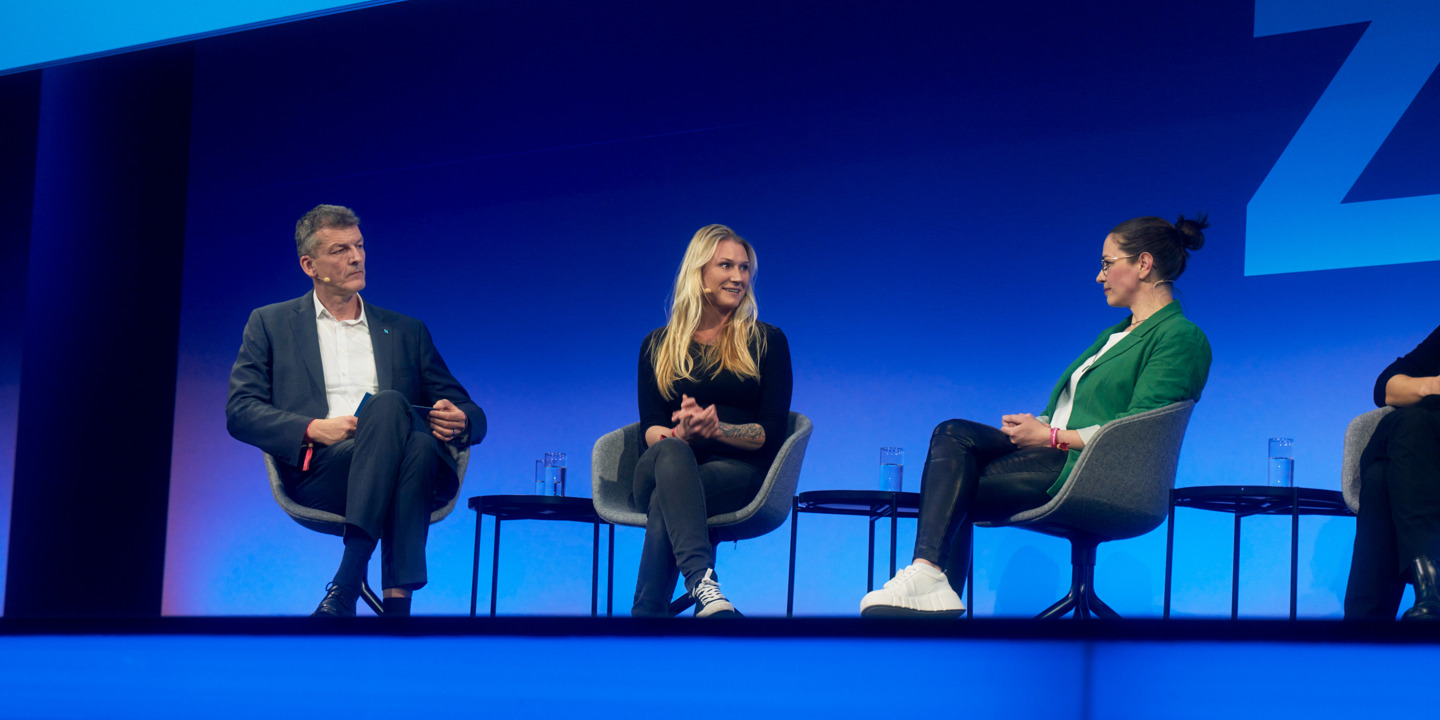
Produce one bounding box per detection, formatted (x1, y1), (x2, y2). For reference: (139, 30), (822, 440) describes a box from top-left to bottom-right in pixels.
(145, 0), (1440, 616)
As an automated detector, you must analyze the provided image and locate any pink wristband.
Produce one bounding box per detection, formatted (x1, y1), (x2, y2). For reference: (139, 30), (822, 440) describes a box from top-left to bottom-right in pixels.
(1049, 427), (1059, 449)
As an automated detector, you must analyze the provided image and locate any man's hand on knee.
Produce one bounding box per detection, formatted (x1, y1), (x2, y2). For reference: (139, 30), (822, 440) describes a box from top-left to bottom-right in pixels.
(308, 416), (358, 446)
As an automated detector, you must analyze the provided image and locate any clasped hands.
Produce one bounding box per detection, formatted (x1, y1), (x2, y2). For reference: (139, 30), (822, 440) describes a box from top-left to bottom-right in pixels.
(307, 398), (468, 446)
(670, 394), (720, 444)
(1000, 413), (1051, 449)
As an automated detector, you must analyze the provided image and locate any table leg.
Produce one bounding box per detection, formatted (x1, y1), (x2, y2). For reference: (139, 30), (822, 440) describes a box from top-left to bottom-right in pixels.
(471, 503), (483, 618)
(1232, 513), (1241, 620)
(867, 515), (878, 593)
(1164, 493), (1175, 619)
(607, 523), (615, 617)
(591, 520), (600, 618)
(490, 518), (502, 617)
(889, 494), (899, 580)
(966, 544), (974, 619)
(787, 496), (799, 618)
(1290, 487), (1299, 621)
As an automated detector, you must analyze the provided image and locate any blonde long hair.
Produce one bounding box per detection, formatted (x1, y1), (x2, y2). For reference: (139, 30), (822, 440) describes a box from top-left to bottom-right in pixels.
(651, 224), (767, 400)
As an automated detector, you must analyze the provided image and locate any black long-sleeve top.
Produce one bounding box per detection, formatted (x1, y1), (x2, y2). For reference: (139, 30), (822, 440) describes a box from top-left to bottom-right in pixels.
(637, 323), (793, 469)
(1375, 323), (1440, 407)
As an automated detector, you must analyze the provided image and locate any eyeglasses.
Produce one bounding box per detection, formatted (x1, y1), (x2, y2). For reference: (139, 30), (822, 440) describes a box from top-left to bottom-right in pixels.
(1100, 254), (1137, 277)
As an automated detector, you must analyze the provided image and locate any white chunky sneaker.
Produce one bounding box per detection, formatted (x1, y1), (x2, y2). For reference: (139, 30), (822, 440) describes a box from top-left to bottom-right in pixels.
(860, 563), (965, 617)
(691, 569), (742, 618)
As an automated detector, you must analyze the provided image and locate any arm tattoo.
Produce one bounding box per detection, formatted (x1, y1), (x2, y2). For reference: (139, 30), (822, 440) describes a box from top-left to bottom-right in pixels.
(721, 423), (764, 441)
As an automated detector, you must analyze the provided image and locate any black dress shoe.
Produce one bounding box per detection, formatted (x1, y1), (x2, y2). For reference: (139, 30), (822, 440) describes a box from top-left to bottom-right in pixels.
(312, 582), (358, 617)
(1402, 556), (1440, 621)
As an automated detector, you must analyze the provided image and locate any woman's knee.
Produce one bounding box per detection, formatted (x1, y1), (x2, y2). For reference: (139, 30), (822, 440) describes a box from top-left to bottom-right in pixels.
(651, 438), (698, 484)
(652, 437), (696, 462)
(932, 418), (988, 447)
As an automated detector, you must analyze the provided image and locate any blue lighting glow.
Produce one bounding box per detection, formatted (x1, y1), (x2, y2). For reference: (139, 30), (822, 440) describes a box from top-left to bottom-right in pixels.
(0, 1), (403, 74)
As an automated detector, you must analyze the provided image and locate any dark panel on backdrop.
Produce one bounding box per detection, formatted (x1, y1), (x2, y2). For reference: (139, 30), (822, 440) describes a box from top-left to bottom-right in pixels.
(6, 45), (193, 616)
(0, 70), (42, 614)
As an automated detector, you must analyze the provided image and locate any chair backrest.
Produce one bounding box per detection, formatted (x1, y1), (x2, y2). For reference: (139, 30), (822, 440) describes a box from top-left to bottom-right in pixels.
(591, 423), (646, 528)
(711, 412), (813, 543)
(590, 412), (814, 542)
(979, 400), (1195, 542)
(1342, 407), (1393, 514)
(265, 446), (469, 535)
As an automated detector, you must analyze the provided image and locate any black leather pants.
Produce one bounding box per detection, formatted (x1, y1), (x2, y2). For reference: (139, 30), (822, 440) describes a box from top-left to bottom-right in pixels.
(912, 419), (1066, 594)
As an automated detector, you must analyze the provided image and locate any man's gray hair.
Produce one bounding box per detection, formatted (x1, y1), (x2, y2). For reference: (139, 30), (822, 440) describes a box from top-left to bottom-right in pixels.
(295, 204), (360, 257)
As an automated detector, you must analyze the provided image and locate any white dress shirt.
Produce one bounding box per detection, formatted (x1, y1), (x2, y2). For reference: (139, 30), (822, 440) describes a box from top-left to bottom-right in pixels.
(1047, 330), (1128, 446)
(313, 293), (379, 419)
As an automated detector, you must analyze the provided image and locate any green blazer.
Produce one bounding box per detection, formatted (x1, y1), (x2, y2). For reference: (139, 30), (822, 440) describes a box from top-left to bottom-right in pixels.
(1040, 300), (1211, 495)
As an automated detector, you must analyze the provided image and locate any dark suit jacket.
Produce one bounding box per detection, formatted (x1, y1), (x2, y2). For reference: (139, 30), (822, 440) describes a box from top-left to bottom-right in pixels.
(226, 291), (486, 473)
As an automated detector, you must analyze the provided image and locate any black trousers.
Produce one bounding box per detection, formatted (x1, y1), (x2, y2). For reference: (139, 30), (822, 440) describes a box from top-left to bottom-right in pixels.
(1344, 400), (1440, 620)
(282, 390), (449, 590)
(913, 419), (1067, 595)
(629, 438), (763, 616)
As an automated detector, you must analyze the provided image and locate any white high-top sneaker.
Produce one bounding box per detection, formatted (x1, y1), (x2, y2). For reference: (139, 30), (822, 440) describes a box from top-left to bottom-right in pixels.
(860, 563), (965, 617)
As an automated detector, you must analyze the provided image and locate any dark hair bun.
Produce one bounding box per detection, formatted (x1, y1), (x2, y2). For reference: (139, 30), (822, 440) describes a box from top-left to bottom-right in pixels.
(1174, 213), (1208, 252)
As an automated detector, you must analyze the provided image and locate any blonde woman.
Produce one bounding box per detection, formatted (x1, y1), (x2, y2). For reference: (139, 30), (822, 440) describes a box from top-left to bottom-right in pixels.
(631, 224), (793, 617)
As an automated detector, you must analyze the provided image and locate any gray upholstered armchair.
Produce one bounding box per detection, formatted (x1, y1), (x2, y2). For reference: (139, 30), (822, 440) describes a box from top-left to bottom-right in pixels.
(1341, 407), (1393, 514)
(263, 447), (469, 615)
(976, 400), (1196, 619)
(590, 411), (813, 611)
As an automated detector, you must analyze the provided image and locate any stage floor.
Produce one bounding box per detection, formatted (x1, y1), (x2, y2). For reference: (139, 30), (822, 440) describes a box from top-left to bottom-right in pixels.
(2, 617), (1433, 719)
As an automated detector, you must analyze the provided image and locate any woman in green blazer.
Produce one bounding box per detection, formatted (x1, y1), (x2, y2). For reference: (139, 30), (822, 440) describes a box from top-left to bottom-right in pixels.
(861, 215), (1213, 617)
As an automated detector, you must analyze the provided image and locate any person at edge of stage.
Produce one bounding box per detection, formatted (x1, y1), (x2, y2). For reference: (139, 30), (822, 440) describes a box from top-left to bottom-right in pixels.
(1344, 323), (1440, 621)
(860, 214), (1212, 617)
(226, 204), (486, 617)
(631, 223), (793, 617)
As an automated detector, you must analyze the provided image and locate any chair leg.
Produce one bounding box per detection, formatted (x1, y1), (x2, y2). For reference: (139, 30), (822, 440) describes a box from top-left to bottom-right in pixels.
(1088, 590), (1120, 619)
(669, 595), (696, 616)
(1036, 537), (1119, 620)
(1037, 587), (1080, 619)
(360, 579), (384, 616)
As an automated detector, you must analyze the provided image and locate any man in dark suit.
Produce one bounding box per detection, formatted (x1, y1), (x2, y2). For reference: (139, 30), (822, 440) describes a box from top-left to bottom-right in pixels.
(226, 204), (485, 617)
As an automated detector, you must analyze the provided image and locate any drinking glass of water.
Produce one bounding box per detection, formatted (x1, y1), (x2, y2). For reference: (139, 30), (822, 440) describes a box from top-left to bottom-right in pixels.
(879, 447), (903, 492)
(1268, 438), (1294, 487)
(543, 451), (567, 496)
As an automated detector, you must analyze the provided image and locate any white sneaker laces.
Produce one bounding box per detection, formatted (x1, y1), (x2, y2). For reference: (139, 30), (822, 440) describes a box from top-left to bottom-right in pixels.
(693, 577), (727, 606)
(885, 564), (926, 590)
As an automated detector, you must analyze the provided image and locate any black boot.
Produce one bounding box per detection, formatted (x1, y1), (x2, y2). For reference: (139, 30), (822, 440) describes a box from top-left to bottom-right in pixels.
(1401, 556), (1440, 621)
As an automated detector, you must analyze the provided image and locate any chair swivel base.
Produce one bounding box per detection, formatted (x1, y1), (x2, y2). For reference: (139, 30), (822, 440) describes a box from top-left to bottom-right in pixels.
(1036, 537), (1120, 620)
